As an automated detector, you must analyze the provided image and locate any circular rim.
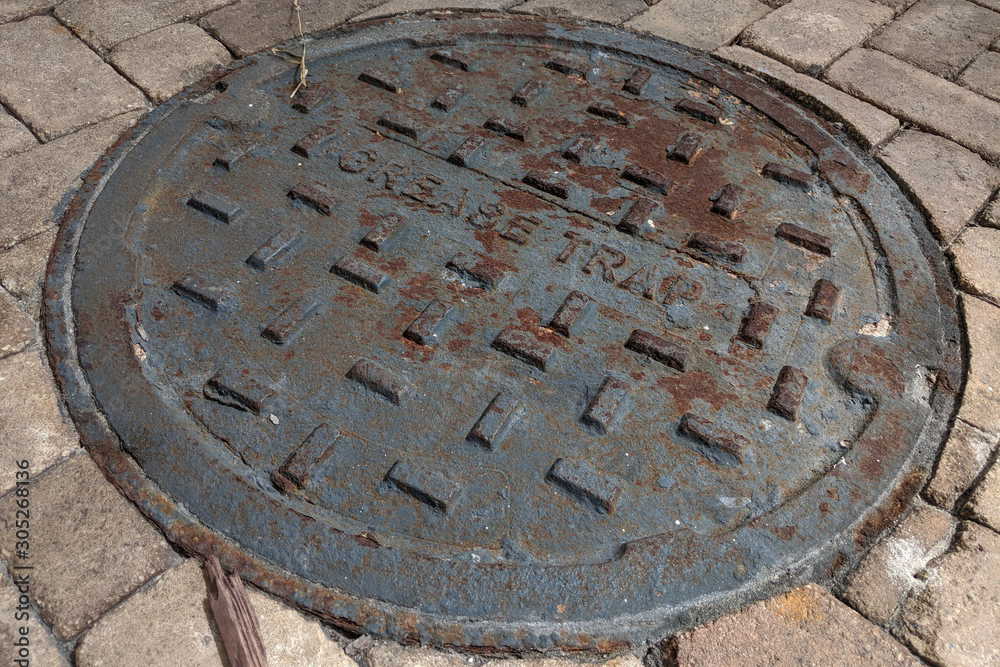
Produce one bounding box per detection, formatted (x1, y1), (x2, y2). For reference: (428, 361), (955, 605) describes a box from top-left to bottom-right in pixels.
(43, 12), (963, 654)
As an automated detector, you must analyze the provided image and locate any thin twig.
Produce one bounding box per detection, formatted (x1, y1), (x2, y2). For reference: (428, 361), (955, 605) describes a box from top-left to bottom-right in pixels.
(270, 0), (308, 98)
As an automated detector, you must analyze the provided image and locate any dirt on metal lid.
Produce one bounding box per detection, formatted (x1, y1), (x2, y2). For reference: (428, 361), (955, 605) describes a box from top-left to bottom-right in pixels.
(45, 13), (961, 654)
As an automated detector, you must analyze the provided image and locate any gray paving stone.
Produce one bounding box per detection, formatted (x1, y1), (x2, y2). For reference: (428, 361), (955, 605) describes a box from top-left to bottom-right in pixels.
(894, 521), (1000, 667)
(0, 0), (55, 23)
(664, 583), (922, 666)
(367, 645), (468, 667)
(0, 229), (54, 316)
(202, 0), (385, 58)
(0, 454), (176, 639)
(714, 45), (899, 149)
(972, 0), (1000, 11)
(0, 108), (36, 159)
(54, 0), (236, 54)
(0, 289), (33, 359)
(825, 48), (1000, 162)
(0, 350), (78, 496)
(740, 0), (894, 71)
(982, 197), (1000, 229)
(876, 130), (1000, 244)
(873, 0), (920, 9)
(512, 0), (648, 24)
(625, 0), (771, 52)
(958, 50), (1000, 102)
(0, 16), (147, 142)
(841, 504), (957, 626)
(963, 458), (1000, 532)
(109, 23), (231, 104)
(0, 572), (69, 667)
(950, 226), (1000, 303)
(355, 0), (524, 20)
(869, 0), (1000, 79)
(925, 419), (999, 510)
(75, 559), (358, 667)
(0, 111), (143, 251)
(483, 657), (643, 667)
(959, 295), (1000, 435)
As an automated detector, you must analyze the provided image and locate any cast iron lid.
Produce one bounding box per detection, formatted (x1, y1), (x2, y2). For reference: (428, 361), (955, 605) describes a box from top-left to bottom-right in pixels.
(45, 13), (961, 653)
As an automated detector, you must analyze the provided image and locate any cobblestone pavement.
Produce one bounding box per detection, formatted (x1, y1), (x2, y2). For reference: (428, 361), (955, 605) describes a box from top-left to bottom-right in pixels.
(1, 0), (999, 665)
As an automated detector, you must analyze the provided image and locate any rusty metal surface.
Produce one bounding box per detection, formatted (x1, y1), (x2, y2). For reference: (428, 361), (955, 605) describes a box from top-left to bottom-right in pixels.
(44, 14), (962, 654)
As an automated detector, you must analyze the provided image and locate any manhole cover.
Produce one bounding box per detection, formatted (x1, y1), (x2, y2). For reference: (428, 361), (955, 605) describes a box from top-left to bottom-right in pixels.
(46, 14), (961, 653)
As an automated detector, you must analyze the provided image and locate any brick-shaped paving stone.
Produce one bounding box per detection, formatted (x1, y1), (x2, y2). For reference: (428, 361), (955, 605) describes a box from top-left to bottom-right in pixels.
(841, 503), (957, 625)
(625, 0), (771, 52)
(0, 111), (144, 251)
(740, 0), (894, 72)
(75, 559), (359, 667)
(366, 644), (472, 667)
(0, 16), (147, 141)
(962, 458), (1000, 532)
(483, 657), (643, 667)
(924, 419), (999, 510)
(895, 521), (1000, 667)
(958, 50), (1000, 102)
(0, 572), (69, 667)
(876, 130), (1000, 243)
(202, 0), (384, 57)
(0, 230), (55, 316)
(0, 454), (176, 639)
(0, 289), (33, 360)
(355, 0), (525, 20)
(109, 23), (231, 104)
(0, 0), (54, 23)
(0, 108), (35, 159)
(869, 0), (1000, 79)
(714, 45), (899, 148)
(959, 295), (1000, 435)
(0, 350), (78, 496)
(513, 0), (648, 24)
(825, 48), (1000, 162)
(950, 226), (1000, 303)
(663, 583), (922, 666)
(54, 0), (236, 54)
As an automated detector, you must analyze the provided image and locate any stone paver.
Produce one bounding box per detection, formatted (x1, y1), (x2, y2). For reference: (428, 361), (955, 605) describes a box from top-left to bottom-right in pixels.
(959, 295), (1000, 435)
(869, 0), (1000, 80)
(366, 645), (467, 667)
(740, 0), (893, 72)
(0, 230), (55, 315)
(513, 0), (648, 24)
(0, 108), (35, 160)
(925, 419), (999, 510)
(0, 289), (33, 359)
(54, 0), (236, 54)
(75, 559), (358, 667)
(0, 16), (147, 142)
(0, 0), (53, 24)
(983, 197), (1000, 229)
(958, 51), (1000, 102)
(109, 24), (231, 104)
(0, 454), (176, 639)
(894, 521), (1000, 667)
(663, 583), (922, 666)
(484, 657), (642, 667)
(950, 226), (1000, 303)
(874, 0), (920, 9)
(714, 45), (899, 148)
(963, 459), (1000, 532)
(201, 0), (386, 58)
(0, 572), (70, 667)
(355, 0), (525, 21)
(0, 350), (78, 496)
(841, 504), (957, 625)
(625, 0), (771, 52)
(876, 130), (1000, 244)
(0, 111), (143, 251)
(825, 48), (1000, 162)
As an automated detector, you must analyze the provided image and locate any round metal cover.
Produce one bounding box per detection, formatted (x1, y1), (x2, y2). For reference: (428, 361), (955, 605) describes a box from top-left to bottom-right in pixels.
(45, 14), (961, 653)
